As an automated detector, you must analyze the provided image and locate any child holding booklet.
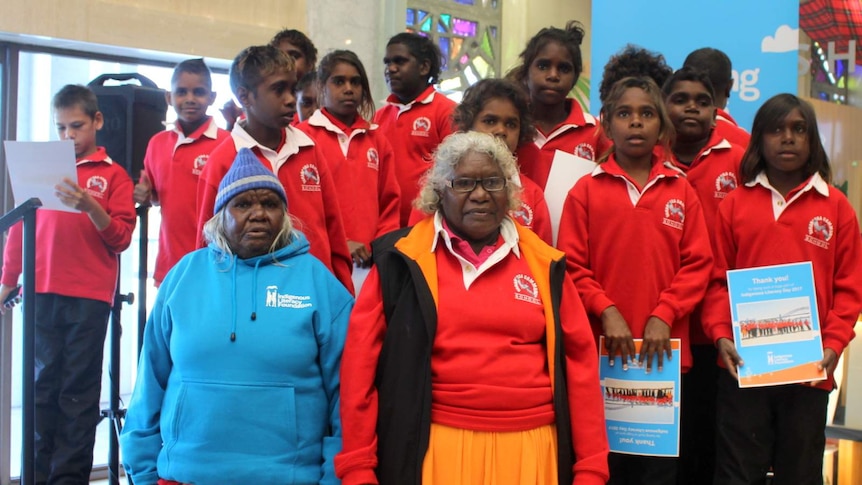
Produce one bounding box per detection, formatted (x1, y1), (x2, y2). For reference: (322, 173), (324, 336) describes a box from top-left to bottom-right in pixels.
(557, 77), (712, 485)
(703, 94), (862, 485)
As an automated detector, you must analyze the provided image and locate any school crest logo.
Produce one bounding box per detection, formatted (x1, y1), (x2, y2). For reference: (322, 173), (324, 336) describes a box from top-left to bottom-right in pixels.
(86, 176), (108, 198)
(575, 142), (595, 161)
(714, 172), (737, 199)
(412, 117), (431, 137)
(300, 164), (321, 192)
(513, 274), (541, 305)
(367, 148), (380, 170)
(264, 285), (313, 309)
(662, 199), (685, 230)
(192, 155), (208, 175)
(509, 203), (535, 227)
(805, 216), (833, 249)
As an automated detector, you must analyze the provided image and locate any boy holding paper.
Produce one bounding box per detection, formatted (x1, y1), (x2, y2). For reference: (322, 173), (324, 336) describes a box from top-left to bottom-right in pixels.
(0, 84), (136, 484)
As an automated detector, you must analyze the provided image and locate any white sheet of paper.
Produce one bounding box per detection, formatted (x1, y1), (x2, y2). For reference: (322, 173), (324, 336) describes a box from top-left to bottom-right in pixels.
(3, 140), (80, 213)
(352, 264), (370, 295)
(545, 149), (596, 245)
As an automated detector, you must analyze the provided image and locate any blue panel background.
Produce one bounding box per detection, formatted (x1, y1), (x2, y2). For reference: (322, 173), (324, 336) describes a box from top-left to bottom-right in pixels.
(590, 0), (800, 131)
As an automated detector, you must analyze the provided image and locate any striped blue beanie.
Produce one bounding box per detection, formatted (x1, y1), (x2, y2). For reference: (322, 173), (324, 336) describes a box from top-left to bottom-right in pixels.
(214, 148), (287, 213)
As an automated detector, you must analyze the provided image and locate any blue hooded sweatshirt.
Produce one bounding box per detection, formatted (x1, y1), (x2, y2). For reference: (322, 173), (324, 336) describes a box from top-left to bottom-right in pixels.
(120, 232), (353, 485)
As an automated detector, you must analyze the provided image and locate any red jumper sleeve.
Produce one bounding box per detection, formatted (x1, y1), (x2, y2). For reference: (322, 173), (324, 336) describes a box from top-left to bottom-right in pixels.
(649, 184), (714, 327)
(334, 267), (386, 485)
(821, 198), (862, 355)
(701, 198), (736, 344)
(556, 180), (616, 318)
(373, 137), (402, 239)
(560, 275), (611, 485)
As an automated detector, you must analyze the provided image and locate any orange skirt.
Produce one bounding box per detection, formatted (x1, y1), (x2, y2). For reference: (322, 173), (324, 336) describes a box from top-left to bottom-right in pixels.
(421, 423), (559, 485)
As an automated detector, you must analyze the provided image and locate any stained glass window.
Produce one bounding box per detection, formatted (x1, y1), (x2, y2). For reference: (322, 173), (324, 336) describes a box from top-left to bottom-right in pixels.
(405, 0), (502, 98)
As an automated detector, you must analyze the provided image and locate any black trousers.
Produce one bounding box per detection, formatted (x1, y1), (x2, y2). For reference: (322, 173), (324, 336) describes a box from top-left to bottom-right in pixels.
(608, 453), (678, 485)
(678, 344), (720, 485)
(33, 293), (110, 485)
(713, 371), (828, 485)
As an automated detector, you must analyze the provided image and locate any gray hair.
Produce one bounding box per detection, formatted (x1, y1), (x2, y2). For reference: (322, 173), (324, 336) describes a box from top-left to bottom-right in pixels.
(414, 131), (522, 214)
(203, 203), (295, 262)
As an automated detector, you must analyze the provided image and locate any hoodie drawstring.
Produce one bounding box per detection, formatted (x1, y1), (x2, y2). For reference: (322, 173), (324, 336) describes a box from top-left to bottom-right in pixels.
(250, 259), (262, 322)
(230, 257), (238, 342)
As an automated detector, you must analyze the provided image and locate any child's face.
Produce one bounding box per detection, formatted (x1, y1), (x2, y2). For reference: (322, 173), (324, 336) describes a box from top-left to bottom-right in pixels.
(762, 107), (810, 176)
(296, 84), (319, 123)
(240, 69), (297, 130)
(606, 87), (661, 162)
(277, 40), (311, 78)
(323, 61), (363, 124)
(665, 80), (715, 143)
(384, 43), (430, 103)
(55, 105), (103, 158)
(471, 97), (521, 153)
(169, 71), (217, 126)
(526, 41), (576, 106)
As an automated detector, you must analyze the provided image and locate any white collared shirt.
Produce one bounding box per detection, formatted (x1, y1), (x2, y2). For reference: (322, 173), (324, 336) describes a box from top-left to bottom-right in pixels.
(430, 212), (521, 289)
(746, 172), (830, 220)
(230, 122), (315, 173)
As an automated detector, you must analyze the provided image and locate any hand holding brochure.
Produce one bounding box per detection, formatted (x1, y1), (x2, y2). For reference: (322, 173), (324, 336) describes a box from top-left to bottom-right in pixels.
(599, 337), (681, 457)
(726, 262), (826, 388)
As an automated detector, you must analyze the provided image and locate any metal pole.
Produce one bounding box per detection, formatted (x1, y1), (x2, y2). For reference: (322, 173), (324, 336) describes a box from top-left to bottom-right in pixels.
(20, 203), (38, 485)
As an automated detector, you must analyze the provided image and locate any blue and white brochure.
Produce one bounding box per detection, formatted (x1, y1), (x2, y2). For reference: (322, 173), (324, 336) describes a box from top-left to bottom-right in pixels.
(599, 337), (681, 457)
(726, 262), (825, 387)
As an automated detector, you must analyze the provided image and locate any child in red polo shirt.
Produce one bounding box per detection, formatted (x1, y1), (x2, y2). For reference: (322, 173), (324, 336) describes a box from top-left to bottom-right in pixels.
(662, 66), (745, 485)
(683, 48), (751, 149)
(507, 21), (600, 191)
(196, 45), (353, 293)
(0, 84), (136, 484)
(375, 32), (457, 226)
(703, 94), (862, 485)
(134, 58), (229, 285)
(297, 50), (401, 289)
(557, 77), (713, 485)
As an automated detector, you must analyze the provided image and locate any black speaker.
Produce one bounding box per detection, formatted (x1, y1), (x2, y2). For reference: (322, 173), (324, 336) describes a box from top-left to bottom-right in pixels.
(88, 73), (168, 178)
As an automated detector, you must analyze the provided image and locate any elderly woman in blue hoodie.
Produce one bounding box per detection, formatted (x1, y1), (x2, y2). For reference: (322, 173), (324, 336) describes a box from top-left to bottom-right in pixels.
(120, 148), (353, 485)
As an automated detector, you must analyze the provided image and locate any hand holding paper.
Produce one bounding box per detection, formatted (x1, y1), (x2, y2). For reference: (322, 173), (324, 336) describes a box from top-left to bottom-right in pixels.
(602, 306), (635, 370)
(717, 338), (743, 380)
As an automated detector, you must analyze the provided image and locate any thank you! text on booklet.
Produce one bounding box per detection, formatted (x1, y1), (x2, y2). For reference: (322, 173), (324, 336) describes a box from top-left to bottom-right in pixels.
(726, 262), (825, 388)
(599, 337), (681, 457)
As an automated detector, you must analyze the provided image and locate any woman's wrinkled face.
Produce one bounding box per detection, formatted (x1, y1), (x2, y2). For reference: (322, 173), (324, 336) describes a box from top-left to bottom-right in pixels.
(225, 188), (285, 259)
(440, 151), (509, 249)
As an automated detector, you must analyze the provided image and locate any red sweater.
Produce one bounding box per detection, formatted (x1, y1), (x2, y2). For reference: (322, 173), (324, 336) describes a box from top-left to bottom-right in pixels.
(374, 86), (456, 225)
(143, 117), (230, 283)
(521, 99), (600, 190)
(336, 217), (609, 485)
(672, 131), (744, 344)
(715, 108), (750, 149)
(195, 124), (354, 293)
(297, 110), (401, 247)
(556, 155), (714, 371)
(702, 173), (862, 391)
(1, 147), (136, 304)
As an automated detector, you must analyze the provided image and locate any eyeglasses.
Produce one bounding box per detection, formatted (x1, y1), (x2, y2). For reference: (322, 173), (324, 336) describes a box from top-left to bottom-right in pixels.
(446, 176), (507, 193)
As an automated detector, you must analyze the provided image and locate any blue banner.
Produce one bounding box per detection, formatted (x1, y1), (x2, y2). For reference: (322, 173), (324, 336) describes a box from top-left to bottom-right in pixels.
(590, 0), (800, 131)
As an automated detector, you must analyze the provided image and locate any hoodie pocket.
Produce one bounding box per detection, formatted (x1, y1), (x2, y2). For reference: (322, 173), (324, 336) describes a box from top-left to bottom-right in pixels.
(165, 379), (298, 467)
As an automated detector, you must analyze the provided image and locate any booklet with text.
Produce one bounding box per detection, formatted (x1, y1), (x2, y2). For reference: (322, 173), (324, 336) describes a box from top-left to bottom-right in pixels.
(726, 262), (825, 387)
(599, 337), (681, 457)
